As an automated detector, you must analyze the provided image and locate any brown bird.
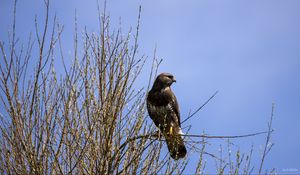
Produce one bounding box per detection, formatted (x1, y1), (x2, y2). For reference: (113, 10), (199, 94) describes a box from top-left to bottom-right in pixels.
(146, 73), (187, 160)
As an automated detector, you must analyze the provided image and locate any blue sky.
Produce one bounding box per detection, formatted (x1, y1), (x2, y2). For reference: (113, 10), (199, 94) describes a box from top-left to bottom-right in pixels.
(1, 0), (300, 174)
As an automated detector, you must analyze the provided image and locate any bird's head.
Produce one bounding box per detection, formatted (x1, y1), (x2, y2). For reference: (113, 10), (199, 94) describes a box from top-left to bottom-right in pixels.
(152, 73), (176, 90)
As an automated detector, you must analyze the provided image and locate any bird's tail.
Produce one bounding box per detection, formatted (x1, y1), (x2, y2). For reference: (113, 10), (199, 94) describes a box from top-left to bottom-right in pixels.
(165, 128), (187, 160)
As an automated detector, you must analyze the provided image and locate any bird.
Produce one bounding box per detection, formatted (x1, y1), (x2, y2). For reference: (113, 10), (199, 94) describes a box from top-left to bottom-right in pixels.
(146, 73), (187, 160)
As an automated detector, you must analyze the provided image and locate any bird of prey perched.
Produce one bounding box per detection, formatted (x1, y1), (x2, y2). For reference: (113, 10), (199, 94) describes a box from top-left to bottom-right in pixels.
(146, 73), (187, 160)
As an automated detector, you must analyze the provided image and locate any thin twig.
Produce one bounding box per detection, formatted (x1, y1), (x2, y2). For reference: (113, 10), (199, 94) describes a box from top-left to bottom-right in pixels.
(181, 90), (218, 124)
(258, 103), (275, 175)
(184, 130), (273, 139)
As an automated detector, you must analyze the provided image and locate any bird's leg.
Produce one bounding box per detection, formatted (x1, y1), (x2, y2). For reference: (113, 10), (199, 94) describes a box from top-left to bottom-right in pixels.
(169, 126), (173, 135)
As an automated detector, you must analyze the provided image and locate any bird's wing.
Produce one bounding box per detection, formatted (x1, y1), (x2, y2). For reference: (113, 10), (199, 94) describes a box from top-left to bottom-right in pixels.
(164, 89), (181, 127)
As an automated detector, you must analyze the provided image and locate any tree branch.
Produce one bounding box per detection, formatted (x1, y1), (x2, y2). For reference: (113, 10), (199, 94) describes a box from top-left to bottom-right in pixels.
(181, 90), (218, 124)
(258, 103), (275, 175)
(119, 129), (273, 151)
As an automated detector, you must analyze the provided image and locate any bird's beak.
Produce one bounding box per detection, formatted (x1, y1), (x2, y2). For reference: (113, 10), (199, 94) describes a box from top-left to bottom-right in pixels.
(172, 78), (176, 83)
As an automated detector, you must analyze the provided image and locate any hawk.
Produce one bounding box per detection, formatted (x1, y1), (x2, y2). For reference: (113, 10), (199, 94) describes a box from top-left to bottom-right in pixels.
(146, 73), (187, 160)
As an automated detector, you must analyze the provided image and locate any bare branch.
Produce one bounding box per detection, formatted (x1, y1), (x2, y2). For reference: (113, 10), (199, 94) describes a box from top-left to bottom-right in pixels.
(181, 90), (218, 124)
(258, 103), (275, 175)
